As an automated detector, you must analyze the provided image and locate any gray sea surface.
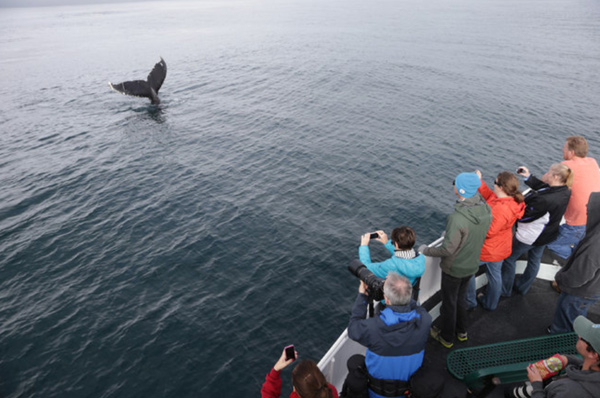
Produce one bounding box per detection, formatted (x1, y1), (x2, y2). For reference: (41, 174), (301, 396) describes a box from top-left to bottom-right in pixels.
(1, 0), (600, 397)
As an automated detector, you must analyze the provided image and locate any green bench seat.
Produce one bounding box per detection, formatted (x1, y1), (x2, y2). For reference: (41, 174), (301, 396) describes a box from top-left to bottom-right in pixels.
(446, 332), (578, 396)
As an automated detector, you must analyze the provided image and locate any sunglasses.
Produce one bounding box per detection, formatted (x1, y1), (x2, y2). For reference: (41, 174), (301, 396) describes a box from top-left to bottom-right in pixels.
(494, 179), (500, 186)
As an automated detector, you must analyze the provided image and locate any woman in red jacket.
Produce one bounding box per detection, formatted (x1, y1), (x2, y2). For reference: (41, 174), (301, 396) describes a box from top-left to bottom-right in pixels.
(466, 170), (526, 311)
(261, 347), (338, 398)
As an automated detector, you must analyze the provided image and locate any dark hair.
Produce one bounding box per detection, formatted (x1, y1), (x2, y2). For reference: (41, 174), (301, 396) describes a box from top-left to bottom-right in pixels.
(581, 338), (600, 365)
(291, 360), (332, 398)
(495, 171), (524, 203)
(582, 338), (598, 355)
(391, 226), (416, 250)
(566, 135), (589, 157)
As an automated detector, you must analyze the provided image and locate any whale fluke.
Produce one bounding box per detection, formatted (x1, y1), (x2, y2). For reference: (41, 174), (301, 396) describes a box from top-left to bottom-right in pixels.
(109, 57), (167, 104)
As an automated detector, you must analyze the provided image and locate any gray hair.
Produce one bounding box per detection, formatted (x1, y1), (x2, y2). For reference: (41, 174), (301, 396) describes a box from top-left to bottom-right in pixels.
(383, 272), (412, 306)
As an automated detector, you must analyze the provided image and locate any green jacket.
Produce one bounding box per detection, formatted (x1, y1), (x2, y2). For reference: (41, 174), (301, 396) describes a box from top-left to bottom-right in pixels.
(424, 194), (492, 278)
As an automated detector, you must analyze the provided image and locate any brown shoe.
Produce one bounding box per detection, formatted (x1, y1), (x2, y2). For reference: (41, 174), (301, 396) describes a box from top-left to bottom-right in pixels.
(551, 280), (561, 293)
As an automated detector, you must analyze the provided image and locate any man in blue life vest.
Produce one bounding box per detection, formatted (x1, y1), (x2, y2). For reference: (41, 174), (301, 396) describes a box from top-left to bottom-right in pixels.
(345, 271), (433, 398)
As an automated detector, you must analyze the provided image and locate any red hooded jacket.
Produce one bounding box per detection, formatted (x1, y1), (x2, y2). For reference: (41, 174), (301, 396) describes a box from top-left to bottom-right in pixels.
(261, 368), (338, 398)
(479, 181), (526, 262)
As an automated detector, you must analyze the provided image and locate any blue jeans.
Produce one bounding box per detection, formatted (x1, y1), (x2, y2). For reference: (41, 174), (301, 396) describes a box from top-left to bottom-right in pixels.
(501, 237), (546, 296)
(466, 260), (503, 311)
(549, 292), (600, 333)
(546, 224), (586, 260)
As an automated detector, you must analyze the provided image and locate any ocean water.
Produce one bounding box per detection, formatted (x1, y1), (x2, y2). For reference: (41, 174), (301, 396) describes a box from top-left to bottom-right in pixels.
(0, 0), (599, 396)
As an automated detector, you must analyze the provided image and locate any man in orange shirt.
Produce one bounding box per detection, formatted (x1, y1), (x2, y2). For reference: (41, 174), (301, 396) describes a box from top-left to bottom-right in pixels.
(547, 136), (600, 261)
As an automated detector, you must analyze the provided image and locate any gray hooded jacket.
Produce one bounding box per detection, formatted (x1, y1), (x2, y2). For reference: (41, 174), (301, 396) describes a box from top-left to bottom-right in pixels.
(422, 194), (492, 278)
(532, 355), (600, 398)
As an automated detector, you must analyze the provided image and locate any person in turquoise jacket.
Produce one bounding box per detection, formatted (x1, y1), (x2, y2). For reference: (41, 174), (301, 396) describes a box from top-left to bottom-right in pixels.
(358, 226), (425, 286)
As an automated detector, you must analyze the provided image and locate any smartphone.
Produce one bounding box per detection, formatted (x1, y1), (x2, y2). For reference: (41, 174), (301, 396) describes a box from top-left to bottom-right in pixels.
(369, 232), (379, 239)
(284, 345), (295, 361)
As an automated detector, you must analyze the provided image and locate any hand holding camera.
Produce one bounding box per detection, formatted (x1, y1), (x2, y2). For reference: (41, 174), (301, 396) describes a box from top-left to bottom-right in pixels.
(516, 166), (530, 178)
(358, 280), (368, 295)
(273, 345), (298, 371)
(361, 230), (388, 246)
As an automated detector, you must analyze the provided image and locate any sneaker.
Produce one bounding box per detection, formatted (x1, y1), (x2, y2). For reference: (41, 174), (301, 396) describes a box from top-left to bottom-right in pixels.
(457, 332), (468, 342)
(430, 326), (454, 348)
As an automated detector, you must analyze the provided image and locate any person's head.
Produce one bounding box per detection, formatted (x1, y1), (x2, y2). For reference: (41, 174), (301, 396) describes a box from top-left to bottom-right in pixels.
(383, 272), (412, 306)
(573, 316), (600, 366)
(291, 360), (332, 398)
(563, 136), (589, 160)
(494, 171), (524, 203)
(390, 226), (416, 250)
(542, 163), (573, 188)
(454, 173), (481, 199)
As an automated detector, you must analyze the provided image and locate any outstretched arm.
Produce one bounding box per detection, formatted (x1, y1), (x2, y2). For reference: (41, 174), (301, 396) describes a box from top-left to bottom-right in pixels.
(260, 348), (298, 398)
(421, 216), (466, 259)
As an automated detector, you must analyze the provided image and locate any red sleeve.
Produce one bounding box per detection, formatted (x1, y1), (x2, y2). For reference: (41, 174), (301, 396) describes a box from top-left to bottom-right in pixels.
(329, 383), (339, 398)
(261, 368), (282, 398)
(478, 180), (497, 202)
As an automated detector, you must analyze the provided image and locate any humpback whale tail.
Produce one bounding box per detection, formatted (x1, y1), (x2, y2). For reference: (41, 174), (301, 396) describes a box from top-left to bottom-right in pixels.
(109, 57), (167, 104)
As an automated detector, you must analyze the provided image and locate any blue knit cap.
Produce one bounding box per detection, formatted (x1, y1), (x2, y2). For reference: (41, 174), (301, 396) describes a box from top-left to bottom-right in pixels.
(455, 172), (481, 198)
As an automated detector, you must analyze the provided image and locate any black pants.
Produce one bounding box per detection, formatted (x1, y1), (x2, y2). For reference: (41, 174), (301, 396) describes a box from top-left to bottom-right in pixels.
(439, 272), (471, 342)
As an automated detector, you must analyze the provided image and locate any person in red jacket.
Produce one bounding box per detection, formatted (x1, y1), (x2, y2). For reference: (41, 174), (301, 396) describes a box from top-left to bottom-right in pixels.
(466, 170), (525, 311)
(261, 347), (338, 398)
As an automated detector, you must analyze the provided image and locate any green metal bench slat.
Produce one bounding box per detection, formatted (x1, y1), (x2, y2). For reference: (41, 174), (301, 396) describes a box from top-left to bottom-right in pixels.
(447, 332), (578, 390)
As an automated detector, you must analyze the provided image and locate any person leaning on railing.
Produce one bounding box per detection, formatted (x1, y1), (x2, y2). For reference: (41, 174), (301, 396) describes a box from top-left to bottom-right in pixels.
(500, 164), (572, 298)
(358, 226), (425, 286)
(465, 170), (525, 311)
(547, 135), (600, 262)
(418, 172), (492, 349)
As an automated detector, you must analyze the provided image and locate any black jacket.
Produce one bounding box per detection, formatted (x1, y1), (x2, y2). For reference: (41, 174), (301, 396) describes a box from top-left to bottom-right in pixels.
(518, 176), (571, 246)
(555, 192), (600, 298)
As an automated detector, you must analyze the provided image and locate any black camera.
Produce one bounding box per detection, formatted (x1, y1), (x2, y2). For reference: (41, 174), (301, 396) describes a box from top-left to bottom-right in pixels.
(347, 259), (385, 302)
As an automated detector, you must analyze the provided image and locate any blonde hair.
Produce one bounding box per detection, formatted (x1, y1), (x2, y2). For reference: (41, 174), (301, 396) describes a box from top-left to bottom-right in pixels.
(550, 163), (573, 188)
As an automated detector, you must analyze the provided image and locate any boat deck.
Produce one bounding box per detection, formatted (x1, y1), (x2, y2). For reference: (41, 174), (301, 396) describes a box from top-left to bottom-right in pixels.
(424, 277), (600, 398)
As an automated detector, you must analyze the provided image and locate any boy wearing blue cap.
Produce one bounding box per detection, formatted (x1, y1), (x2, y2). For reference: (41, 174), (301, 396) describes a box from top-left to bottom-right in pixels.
(419, 172), (492, 348)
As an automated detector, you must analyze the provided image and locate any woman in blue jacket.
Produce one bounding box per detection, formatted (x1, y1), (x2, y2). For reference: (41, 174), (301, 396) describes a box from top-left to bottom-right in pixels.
(358, 226), (425, 286)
